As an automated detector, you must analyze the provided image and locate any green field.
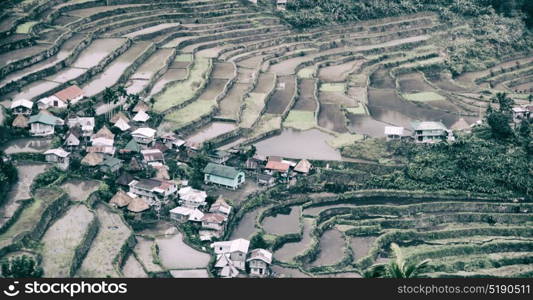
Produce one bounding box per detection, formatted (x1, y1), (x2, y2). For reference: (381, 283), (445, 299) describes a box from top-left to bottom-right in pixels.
(320, 83), (346, 92)
(163, 99), (217, 130)
(15, 22), (38, 34)
(402, 92), (446, 102)
(240, 92), (268, 129)
(283, 110), (316, 130)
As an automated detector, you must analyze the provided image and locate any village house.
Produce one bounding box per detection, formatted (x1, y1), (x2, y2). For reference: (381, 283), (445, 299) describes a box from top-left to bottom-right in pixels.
(114, 118), (131, 132)
(211, 238), (250, 275)
(276, 0), (287, 11)
(141, 149), (165, 165)
(10, 99), (33, 115)
(64, 126), (83, 150)
(37, 85), (84, 109)
(384, 126), (405, 141)
(12, 114), (29, 128)
(209, 196), (232, 218)
(67, 117), (95, 137)
(129, 178), (178, 205)
(91, 126), (115, 147)
(207, 150), (231, 165)
(122, 139), (142, 154)
(28, 112), (64, 136)
(512, 105), (532, 123)
(257, 173), (276, 186)
(81, 152), (105, 167)
(44, 148), (70, 170)
(412, 121), (453, 143)
(178, 186), (207, 208)
(265, 159), (290, 177)
(247, 248), (272, 277)
(160, 134), (186, 151)
(169, 206), (204, 223)
(203, 163), (245, 190)
(127, 196), (150, 213)
(110, 111), (130, 124)
(294, 159), (312, 175)
(200, 213), (227, 240)
(132, 101), (150, 113)
(109, 190), (133, 208)
(131, 127), (157, 145)
(86, 146), (116, 156)
(100, 156), (123, 173)
(133, 110), (150, 123)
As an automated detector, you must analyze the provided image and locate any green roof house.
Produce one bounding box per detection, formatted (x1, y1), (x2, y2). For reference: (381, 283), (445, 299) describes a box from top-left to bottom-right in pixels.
(204, 163), (245, 190)
(124, 139), (141, 153)
(100, 157), (123, 173)
(28, 112), (64, 136)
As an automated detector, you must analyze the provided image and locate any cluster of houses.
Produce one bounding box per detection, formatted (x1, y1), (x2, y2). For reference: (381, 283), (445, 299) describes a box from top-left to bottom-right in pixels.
(244, 154), (313, 185)
(384, 120), (464, 143)
(211, 238), (273, 278)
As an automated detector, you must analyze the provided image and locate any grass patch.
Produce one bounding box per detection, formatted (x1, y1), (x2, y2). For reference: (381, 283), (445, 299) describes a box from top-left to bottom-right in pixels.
(403, 92), (446, 102)
(163, 99), (216, 130)
(0, 188), (64, 247)
(239, 92), (268, 129)
(340, 138), (392, 162)
(249, 114), (282, 139)
(327, 132), (364, 149)
(283, 110), (316, 130)
(320, 83), (345, 92)
(297, 67), (315, 79)
(153, 56), (211, 112)
(344, 104), (369, 115)
(15, 22), (38, 34)
(174, 54), (193, 62)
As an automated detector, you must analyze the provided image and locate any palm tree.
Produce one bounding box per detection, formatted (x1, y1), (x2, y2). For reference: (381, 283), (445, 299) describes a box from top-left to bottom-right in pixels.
(363, 243), (430, 278)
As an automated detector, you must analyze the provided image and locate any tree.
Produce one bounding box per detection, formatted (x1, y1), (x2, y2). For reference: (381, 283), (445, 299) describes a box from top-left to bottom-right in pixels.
(493, 92), (514, 113)
(364, 243), (430, 278)
(250, 234), (269, 249)
(486, 110), (514, 140)
(1, 256), (43, 278)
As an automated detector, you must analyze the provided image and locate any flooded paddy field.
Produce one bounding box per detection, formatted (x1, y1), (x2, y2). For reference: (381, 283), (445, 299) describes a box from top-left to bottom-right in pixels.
(156, 233), (210, 270)
(0, 45), (48, 69)
(274, 217), (314, 262)
(272, 265), (311, 278)
(82, 41), (152, 97)
(186, 121), (237, 144)
(346, 114), (390, 137)
(198, 78), (229, 101)
(147, 68), (189, 97)
(130, 48), (175, 81)
(265, 75), (296, 114)
(122, 255), (148, 278)
(217, 82), (249, 120)
(293, 78), (317, 111)
(310, 229), (346, 267)
(230, 206), (269, 240)
(71, 38), (126, 69)
(1, 138), (52, 154)
(6, 80), (60, 101)
(170, 269), (210, 278)
(317, 103), (348, 133)
(319, 59), (364, 82)
(255, 128), (342, 161)
(397, 72), (435, 93)
(350, 236), (377, 261)
(262, 206), (301, 236)
(211, 62), (235, 79)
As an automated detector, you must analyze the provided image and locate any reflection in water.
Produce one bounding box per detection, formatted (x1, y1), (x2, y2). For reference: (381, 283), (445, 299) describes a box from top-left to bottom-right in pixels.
(255, 129), (341, 161)
(262, 206), (301, 236)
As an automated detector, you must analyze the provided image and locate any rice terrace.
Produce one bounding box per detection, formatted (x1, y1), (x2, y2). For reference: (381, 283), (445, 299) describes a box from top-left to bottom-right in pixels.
(0, 0), (531, 280)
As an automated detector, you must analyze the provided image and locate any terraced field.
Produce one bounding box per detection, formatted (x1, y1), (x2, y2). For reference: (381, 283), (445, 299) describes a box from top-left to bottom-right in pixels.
(244, 192), (533, 278)
(0, 0), (531, 279)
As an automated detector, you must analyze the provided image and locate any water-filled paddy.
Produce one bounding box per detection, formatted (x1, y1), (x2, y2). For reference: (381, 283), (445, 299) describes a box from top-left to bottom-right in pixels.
(186, 122), (237, 144)
(255, 128), (342, 161)
(262, 206), (301, 236)
(274, 217), (314, 262)
(310, 229), (345, 267)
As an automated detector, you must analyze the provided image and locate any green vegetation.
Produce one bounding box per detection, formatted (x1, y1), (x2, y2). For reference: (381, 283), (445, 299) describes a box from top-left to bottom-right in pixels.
(327, 132), (364, 149)
(163, 99), (216, 130)
(282, 0), (533, 76)
(1, 255), (43, 278)
(364, 243), (430, 278)
(0, 152), (17, 204)
(153, 57), (211, 112)
(402, 92), (446, 102)
(15, 22), (38, 34)
(297, 67), (315, 79)
(240, 93), (268, 129)
(319, 83), (345, 92)
(283, 110), (316, 130)
(341, 138), (395, 162)
(344, 104), (369, 115)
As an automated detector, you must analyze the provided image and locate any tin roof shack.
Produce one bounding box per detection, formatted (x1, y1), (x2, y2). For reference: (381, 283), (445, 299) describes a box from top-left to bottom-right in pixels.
(384, 126), (406, 141)
(169, 206), (204, 223)
(294, 159), (312, 175)
(211, 238), (250, 276)
(131, 127), (156, 145)
(129, 178), (178, 206)
(10, 99), (33, 115)
(141, 149), (165, 166)
(44, 148), (70, 170)
(412, 121), (453, 143)
(100, 156), (123, 173)
(199, 213), (227, 240)
(203, 163), (245, 190)
(247, 248), (272, 277)
(178, 186), (207, 209)
(28, 112), (64, 136)
(67, 117), (95, 137)
(512, 105), (532, 123)
(209, 196), (232, 218)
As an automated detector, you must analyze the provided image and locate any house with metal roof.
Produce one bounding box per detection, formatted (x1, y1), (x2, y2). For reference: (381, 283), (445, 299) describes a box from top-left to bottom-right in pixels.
(247, 248), (272, 277)
(10, 99), (33, 115)
(412, 121), (452, 143)
(44, 148), (70, 170)
(203, 163), (245, 190)
(28, 112), (64, 136)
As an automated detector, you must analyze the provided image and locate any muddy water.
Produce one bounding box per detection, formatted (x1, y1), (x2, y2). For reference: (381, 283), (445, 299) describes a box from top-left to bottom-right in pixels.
(198, 78), (229, 101)
(274, 218), (314, 262)
(0, 163), (48, 227)
(255, 128), (342, 161)
(170, 269), (209, 278)
(265, 75), (296, 114)
(156, 233), (210, 269)
(317, 103), (348, 133)
(125, 23), (180, 38)
(0, 45), (48, 69)
(122, 255), (148, 278)
(1, 138), (52, 154)
(397, 72), (435, 93)
(271, 265), (310, 278)
(186, 122), (236, 144)
(131, 48), (174, 80)
(294, 78), (317, 111)
(350, 236), (377, 260)
(262, 206), (301, 236)
(133, 236), (164, 273)
(7, 80), (60, 101)
(310, 229), (345, 267)
(82, 42), (152, 97)
(72, 38), (126, 69)
(230, 206), (269, 240)
(60, 180), (100, 202)
(368, 88), (461, 128)
(147, 68), (188, 98)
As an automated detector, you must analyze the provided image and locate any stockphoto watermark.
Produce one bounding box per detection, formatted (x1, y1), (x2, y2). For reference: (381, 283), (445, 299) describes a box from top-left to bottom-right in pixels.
(2, 280), (127, 298)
